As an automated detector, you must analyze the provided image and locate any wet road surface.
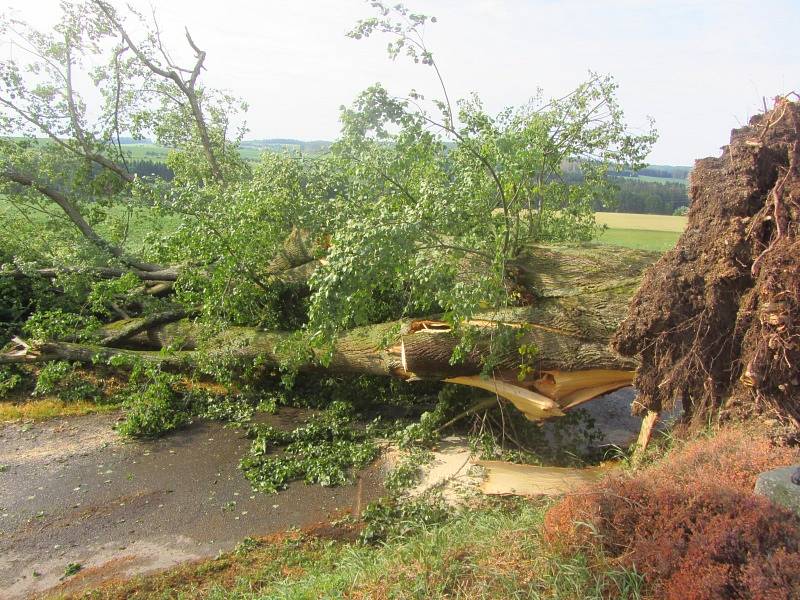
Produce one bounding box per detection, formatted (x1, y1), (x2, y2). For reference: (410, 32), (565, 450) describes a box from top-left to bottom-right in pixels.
(0, 411), (385, 598)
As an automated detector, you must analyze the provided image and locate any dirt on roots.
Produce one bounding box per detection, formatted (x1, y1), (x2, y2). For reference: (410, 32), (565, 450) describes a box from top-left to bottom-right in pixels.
(613, 97), (800, 427)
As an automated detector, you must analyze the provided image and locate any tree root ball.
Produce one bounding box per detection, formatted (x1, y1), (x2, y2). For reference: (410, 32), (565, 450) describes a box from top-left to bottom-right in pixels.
(613, 98), (800, 427)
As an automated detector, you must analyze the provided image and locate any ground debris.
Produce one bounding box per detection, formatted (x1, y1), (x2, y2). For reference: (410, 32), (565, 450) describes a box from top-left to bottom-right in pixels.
(477, 460), (607, 496)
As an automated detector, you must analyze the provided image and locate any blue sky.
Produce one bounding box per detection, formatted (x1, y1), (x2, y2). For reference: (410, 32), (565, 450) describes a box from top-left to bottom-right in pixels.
(4, 0), (799, 165)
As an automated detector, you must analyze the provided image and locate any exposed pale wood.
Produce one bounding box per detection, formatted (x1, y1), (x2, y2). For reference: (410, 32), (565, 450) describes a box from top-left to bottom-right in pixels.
(632, 410), (660, 464)
(445, 376), (565, 420)
(533, 369), (636, 400)
(477, 460), (608, 496)
(560, 380), (634, 410)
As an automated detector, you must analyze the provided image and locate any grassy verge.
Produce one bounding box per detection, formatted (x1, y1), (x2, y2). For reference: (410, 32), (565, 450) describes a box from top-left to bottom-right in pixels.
(0, 364), (123, 424)
(0, 397), (120, 422)
(62, 498), (640, 600)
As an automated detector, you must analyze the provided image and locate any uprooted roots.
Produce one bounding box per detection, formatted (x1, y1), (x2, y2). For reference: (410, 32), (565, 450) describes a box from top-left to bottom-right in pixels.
(613, 97), (800, 427)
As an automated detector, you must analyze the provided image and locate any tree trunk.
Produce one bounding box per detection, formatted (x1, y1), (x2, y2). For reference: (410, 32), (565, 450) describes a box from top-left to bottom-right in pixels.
(4, 244), (656, 421)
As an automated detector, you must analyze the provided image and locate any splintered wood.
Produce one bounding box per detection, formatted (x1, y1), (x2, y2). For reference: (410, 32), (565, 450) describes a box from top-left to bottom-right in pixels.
(444, 369), (634, 421)
(477, 461), (608, 496)
(632, 410), (660, 465)
(445, 376), (564, 420)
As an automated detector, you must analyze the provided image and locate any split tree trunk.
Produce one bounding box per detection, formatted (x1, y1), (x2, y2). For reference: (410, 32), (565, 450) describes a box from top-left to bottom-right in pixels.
(5, 244), (657, 421)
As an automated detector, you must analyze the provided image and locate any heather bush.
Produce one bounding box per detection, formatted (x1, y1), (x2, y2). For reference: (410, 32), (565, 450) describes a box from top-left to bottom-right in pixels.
(544, 426), (800, 599)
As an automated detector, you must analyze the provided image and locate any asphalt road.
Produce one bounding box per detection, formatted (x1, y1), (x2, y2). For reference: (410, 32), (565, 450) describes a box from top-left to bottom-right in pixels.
(0, 411), (385, 599)
(0, 387), (671, 598)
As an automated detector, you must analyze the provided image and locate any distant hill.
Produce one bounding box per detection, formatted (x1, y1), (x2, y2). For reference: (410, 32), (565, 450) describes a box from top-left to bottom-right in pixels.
(8, 136), (691, 215)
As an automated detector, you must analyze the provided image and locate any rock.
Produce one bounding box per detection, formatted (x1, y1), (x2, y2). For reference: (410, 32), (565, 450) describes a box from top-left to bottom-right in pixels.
(754, 465), (800, 514)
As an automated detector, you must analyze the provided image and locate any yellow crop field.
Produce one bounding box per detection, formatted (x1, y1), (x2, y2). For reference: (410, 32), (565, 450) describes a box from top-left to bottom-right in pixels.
(595, 211), (688, 232)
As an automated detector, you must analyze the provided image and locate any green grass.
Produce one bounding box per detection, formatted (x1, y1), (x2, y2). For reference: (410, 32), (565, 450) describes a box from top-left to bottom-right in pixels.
(71, 500), (643, 599)
(0, 199), (181, 255)
(118, 144), (169, 161)
(596, 228), (681, 252)
(592, 211), (686, 252)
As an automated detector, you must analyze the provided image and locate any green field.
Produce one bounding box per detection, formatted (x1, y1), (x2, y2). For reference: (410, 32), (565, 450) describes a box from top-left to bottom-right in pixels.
(596, 228), (681, 251)
(630, 174), (687, 186)
(121, 143), (263, 162)
(594, 211), (686, 251)
(120, 141), (328, 163)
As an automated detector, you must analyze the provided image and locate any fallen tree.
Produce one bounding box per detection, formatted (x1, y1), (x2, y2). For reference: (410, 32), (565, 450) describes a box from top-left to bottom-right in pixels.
(3, 244), (654, 421)
(2, 2), (666, 435)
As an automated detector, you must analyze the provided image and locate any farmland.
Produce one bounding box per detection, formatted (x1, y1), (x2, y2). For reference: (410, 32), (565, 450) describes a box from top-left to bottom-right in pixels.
(0, 200), (686, 256)
(595, 211), (686, 251)
(635, 174), (688, 186)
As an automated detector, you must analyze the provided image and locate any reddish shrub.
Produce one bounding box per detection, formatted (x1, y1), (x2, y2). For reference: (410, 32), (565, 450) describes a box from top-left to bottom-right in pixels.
(543, 427), (800, 599)
(742, 548), (800, 600)
(637, 427), (797, 493)
(662, 493), (800, 599)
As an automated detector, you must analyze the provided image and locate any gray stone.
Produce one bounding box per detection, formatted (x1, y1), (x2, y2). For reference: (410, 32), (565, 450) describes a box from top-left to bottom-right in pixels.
(754, 464), (800, 515)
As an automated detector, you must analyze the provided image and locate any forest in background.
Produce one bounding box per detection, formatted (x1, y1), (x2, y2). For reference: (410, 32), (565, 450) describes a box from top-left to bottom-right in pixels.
(122, 138), (691, 215)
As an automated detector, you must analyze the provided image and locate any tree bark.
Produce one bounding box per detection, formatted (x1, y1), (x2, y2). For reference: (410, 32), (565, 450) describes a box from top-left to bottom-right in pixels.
(4, 244), (656, 420)
(1, 169), (166, 272)
(1, 266), (179, 282)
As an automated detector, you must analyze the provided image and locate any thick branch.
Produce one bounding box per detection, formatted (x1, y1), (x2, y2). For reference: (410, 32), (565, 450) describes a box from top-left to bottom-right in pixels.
(1, 169), (164, 272)
(0, 95), (134, 183)
(94, 1), (223, 181)
(99, 308), (193, 346)
(0, 266), (178, 281)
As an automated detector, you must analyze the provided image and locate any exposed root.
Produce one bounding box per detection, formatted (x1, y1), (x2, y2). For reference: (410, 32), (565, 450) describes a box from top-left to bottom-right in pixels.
(613, 97), (800, 428)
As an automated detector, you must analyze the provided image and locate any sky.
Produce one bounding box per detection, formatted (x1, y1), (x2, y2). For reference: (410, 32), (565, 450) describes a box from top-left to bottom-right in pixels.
(3, 0), (799, 165)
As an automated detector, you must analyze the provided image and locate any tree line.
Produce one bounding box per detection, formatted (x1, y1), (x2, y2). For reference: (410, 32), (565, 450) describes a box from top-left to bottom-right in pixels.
(126, 158), (689, 215)
(608, 177), (689, 214)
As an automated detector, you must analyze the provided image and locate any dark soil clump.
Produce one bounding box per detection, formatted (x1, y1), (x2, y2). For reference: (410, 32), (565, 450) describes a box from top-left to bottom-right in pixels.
(613, 98), (800, 426)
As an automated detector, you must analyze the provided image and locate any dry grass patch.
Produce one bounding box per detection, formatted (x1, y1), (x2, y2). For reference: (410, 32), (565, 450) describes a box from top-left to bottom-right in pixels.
(0, 397), (119, 422)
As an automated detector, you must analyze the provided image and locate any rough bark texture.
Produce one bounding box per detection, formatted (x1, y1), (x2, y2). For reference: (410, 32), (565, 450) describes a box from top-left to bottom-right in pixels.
(5, 244), (656, 420)
(613, 98), (800, 427)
